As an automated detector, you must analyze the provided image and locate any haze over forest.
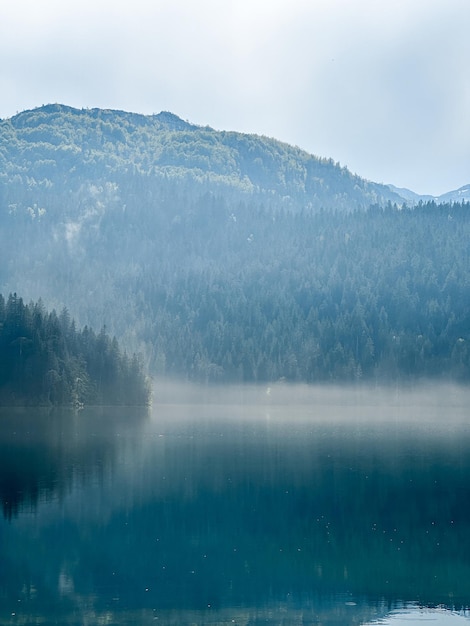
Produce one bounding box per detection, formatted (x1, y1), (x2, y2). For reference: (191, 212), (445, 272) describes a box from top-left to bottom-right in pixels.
(0, 104), (469, 398)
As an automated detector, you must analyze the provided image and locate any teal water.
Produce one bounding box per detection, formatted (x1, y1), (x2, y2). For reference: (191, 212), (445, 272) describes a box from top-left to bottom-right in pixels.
(1, 384), (470, 625)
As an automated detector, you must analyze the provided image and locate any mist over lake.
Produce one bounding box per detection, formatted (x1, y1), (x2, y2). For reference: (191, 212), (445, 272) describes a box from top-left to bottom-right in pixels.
(1, 383), (469, 625)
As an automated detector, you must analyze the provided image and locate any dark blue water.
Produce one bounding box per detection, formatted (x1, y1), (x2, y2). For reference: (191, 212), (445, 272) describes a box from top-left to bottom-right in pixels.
(1, 384), (470, 625)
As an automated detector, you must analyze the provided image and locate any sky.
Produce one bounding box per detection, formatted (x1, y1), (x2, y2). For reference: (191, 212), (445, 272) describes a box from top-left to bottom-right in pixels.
(1, 0), (469, 196)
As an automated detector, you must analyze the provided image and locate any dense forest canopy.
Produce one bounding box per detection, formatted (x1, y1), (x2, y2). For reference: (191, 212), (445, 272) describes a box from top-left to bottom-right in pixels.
(0, 103), (403, 212)
(0, 293), (150, 406)
(0, 105), (469, 386)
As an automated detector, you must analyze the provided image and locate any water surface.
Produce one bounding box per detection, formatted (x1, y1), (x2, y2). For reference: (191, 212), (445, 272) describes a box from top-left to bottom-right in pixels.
(1, 384), (469, 625)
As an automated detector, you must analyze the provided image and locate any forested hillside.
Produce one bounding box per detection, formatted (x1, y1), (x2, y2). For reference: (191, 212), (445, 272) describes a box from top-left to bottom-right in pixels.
(0, 103), (402, 212)
(0, 294), (149, 406)
(0, 105), (469, 384)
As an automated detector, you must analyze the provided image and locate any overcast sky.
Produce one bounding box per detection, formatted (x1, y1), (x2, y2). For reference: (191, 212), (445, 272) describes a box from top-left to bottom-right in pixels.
(1, 0), (469, 195)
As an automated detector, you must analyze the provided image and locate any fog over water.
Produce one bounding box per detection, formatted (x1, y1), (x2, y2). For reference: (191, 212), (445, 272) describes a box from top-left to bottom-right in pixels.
(1, 382), (470, 625)
(152, 378), (469, 420)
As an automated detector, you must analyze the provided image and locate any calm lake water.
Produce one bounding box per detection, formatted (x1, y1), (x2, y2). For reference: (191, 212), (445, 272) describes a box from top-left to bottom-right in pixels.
(1, 383), (470, 625)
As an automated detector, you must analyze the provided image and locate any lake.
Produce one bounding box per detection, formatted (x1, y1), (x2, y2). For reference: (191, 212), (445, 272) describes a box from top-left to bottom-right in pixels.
(1, 383), (470, 625)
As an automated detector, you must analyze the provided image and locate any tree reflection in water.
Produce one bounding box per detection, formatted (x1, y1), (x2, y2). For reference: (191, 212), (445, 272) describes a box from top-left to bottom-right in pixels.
(0, 386), (470, 625)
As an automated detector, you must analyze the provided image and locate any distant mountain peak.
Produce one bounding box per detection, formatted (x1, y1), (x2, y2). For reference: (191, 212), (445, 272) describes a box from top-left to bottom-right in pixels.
(388, 183), (470, 205)
(386, 184), (436, 204)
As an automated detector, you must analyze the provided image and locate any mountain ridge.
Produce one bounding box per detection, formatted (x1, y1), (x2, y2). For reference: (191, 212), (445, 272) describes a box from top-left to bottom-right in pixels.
(387, 183), (470, 205)
(3, 104), (467, 204)
(1, 103), (404, 212)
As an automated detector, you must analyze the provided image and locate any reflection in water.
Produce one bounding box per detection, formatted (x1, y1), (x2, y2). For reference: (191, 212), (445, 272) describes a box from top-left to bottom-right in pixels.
(0, 406), (148, 518)
(0, 385), (470, 625)
(366, 606), (470, 625)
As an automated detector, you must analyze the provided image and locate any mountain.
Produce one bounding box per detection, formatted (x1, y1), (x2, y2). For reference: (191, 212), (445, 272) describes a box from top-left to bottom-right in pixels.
(387, 183), (470, 205)
(386, 185), (436, 204)
(0, 105), (469, 384)
(0, 103), (403, 212)
(437, 184), (470, 204)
